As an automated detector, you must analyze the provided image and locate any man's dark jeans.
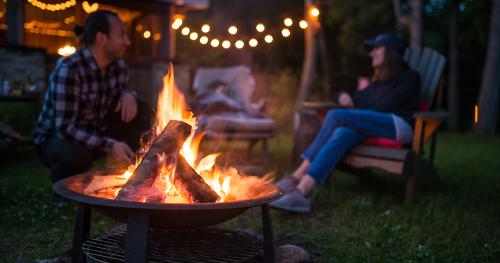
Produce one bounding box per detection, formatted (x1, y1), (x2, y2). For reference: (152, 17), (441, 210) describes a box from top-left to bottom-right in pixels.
(35, 103), (151, 184)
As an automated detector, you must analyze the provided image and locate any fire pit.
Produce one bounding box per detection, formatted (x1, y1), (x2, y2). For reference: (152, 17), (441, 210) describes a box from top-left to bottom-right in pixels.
(53, 173), (280, 262)
(54, 65), (282, 262)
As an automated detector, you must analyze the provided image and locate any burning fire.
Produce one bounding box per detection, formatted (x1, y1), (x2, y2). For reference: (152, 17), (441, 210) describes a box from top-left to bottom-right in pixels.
(84, 64), (272, 203)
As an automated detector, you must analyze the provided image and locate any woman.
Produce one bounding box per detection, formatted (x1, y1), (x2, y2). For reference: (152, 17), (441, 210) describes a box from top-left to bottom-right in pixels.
(271, 34), (420, 213)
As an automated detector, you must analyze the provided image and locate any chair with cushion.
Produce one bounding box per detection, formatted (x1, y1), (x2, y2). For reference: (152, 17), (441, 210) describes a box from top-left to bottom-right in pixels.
(192, 66), (277, 174)
(295, 47), (448, 204)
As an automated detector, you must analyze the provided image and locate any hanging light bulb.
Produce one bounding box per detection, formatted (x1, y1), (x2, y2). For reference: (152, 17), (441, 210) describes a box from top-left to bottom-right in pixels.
(210, 39), (220, 47)
(299, 20), (308, 29)
(235, 40), (245, 49)
(228, 25), (238, 35)
(153, 33), (161, 41)
(281, 28), (290, 37)
(181, 27), (190, 35)
(284, 18), (293, 27)
(249, 38), (258, 47)
(143, 30), (151, 39)
(222, 40), (231, 49)
(200, 36), (209, 44)
(310, 6), (320, 17)
(264, 35), (273, 43)
(201, 24), (210, 33)
(136, 24), (143, 32)
(256, 23), (265, 32)
(171, 18), (183, 30)
(189, 32), (198, 40)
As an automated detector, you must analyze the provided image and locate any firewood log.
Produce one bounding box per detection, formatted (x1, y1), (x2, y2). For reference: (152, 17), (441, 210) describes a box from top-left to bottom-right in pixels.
(116, 121), (191, 201)
(173, 154), (220, 203)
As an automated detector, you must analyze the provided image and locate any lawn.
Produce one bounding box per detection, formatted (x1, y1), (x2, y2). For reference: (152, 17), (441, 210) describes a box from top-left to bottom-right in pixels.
(1, 133), (499, 262)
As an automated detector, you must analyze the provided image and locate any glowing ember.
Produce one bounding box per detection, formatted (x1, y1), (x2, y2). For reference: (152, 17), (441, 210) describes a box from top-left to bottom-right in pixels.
(84, 64), (272, 203)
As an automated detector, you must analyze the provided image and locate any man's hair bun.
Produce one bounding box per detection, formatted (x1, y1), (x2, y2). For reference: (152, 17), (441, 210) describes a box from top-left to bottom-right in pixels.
(74, 25), (84, 36)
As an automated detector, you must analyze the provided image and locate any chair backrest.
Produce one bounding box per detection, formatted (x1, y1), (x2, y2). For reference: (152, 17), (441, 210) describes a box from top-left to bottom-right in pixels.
(192, 65), (256, 104)
(403, 47), (446, 108)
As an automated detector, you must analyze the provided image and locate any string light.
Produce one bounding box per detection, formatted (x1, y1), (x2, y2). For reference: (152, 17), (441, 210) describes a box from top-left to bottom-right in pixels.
(264, 35), (273, 43)
(235, 40), (245, 49)
(310, 6), (320, 17)
(143, 31), (151, 39)
(57, 45), (76, 56)
(27, 0), (76, 12)
(210, 39), (220, 47)
(136, 24), (143, 32)
(299, 20), (308, 29)
(189, 32), (198, 40)
(281, 28), (290, 37)
(256, 23), (265, 32)
(171, 19), (182, 30)
(228, 25), (238, 35)
(181, 27), (190, 36)
(201, 24), (210, 33)
(222, 40), (231, 49)
(153, 33), (161, 41)
(284, 18), (293, 27)
(249, 38), (258, 47)
(200, 36), (209, 44)
(64, 16), (75, 25)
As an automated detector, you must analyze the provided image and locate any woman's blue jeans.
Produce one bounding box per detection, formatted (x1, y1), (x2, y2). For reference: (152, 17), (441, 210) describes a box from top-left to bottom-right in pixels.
(303, 108), (398, 184)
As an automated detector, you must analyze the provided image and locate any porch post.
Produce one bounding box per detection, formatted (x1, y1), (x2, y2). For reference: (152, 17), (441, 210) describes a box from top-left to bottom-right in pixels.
(7, 0), (25, 45)
(159, 4), (176, 61)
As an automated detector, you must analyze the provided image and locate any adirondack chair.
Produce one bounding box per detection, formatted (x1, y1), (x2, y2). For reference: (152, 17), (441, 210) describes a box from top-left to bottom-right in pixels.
(192, 66), (277, 174)
(296, 47), (447, 204)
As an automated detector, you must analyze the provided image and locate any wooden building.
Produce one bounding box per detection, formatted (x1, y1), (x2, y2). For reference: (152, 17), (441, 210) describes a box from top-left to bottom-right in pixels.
(0, 0), (208, 101)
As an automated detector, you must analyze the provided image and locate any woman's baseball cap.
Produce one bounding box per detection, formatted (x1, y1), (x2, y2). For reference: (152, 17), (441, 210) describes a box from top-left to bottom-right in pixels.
(363, 34), (405, 55)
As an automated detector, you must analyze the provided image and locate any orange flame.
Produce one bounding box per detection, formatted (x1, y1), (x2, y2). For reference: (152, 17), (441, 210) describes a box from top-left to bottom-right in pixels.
(85, 64), (272, 203)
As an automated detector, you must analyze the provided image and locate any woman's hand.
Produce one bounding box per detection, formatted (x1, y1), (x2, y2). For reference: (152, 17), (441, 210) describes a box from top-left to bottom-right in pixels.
(339, 92), (355, 108)
(110, 141), (134, 164)
(115, 91), (138, 123)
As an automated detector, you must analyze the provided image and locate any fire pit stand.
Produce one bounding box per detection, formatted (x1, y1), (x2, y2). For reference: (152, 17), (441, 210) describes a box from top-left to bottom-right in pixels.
(71, 204), (275, 263)
(54, 173), (281, 263)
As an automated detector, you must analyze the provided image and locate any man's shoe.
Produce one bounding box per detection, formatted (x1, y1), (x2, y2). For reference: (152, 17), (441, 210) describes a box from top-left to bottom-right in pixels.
(269, 188), (312, 213)
(274, 174), (300, 194)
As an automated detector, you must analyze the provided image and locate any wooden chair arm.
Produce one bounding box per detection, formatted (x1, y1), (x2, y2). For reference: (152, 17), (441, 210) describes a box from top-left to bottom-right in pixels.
(412, 110), (449, 154)
(414, 110), (450, 121)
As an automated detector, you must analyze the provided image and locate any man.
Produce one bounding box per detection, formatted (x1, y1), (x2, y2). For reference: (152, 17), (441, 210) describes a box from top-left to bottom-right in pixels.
(34, 10), (149, 202)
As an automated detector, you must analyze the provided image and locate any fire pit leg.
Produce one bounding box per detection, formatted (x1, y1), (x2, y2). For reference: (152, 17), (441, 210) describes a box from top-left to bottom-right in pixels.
(125, 212), (150, 263)
(72, 204), (91, 263)
(261, 204), (275, 263)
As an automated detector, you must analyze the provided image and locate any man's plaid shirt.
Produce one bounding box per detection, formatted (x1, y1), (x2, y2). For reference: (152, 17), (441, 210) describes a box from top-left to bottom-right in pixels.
(34, 48), (130, 151)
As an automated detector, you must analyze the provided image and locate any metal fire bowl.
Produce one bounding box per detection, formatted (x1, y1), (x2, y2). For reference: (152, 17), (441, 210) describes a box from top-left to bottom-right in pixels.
(53, 172), (282, 229)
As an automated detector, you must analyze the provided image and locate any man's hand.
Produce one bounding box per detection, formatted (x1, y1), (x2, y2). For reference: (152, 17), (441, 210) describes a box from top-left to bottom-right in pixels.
(115, 91), (138, 123)
(339, 92), (355, 108)
(110, 141), (135, 164)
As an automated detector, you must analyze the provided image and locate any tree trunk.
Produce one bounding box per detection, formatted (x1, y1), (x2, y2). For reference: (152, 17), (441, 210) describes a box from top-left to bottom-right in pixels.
(393, 0), (422, 47)
(475, 0), (500, 134)
(447, 0), (460, 131)
(297, 0), (317, 109)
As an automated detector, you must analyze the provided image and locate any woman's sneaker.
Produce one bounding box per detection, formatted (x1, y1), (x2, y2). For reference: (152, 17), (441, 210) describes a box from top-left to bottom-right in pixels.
(269, 188), (312, 213)
(274, 174), (300, 193)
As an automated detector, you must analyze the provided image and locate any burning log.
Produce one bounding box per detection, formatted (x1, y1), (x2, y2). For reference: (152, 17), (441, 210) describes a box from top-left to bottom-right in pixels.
(116, 121), (191, 201)
(173, 154), (219, 203)
(116, 120), (219, 203)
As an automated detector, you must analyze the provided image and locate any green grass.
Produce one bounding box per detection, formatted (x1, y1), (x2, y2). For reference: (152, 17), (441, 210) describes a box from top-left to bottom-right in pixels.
(1, 133), (500, 262)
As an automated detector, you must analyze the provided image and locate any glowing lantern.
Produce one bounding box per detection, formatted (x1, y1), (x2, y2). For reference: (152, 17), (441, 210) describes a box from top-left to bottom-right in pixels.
(210, 39), (220, 47)
(181, 27), (190, 35)
(222, 40), (231, 49)
(256, 23), (265, 32)
(264, 35), (273, 43)
(228, 25), (238, 35)
(299, 20), (308, 29)
(200, 36), (209, 44)
(201, 24), (210, 33)
(189, 32), (198, 40)
(281, 28), (290, 37)
(235, 40), (244, 49)
(57, 45), (76, 57)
